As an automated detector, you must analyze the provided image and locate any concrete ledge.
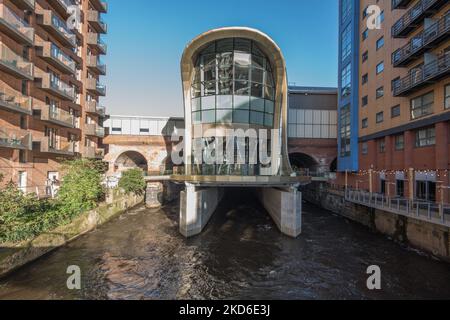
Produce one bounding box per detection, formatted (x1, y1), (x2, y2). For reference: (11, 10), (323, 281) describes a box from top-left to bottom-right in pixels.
(0, 191), (144, 279)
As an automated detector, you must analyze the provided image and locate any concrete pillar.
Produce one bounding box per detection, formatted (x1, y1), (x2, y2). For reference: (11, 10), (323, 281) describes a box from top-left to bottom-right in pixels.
(408, 168), (415, 201)
(145, 182), (163, 209)
(179, 184), (224, 238)
(257, 186), (302, 238)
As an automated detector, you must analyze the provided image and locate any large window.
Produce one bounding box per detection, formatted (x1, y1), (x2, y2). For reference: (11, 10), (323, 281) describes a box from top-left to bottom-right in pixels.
(340, 105), (351, 157)
(411, 92), (433, 119)
(341, 0), (352, 22)
(341, 63), (351, 97)
(341, 24), (352, 62)
(416, 127), (435, 147)
(191, 38), (275, 127)
(395, 134), (404, 150)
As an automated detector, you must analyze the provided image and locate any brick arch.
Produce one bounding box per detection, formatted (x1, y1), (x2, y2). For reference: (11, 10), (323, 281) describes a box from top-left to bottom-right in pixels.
(289, 152), (319, 172)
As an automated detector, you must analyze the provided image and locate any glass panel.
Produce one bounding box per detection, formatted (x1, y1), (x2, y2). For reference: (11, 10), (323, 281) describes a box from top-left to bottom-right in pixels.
(234, 52), (251, 67)
(233, 110), (249, 123)
(219, 80), (232, 95)
(202, 110), (215, 123)
(234, 95), (249, 110)
(202, 54), (216, 69)
(265, 100), (274, 114)
(235, 65), (250, 80)
(193, 67), (201, 83)
(266, 71), (274, 87)
(234, 38), (251, 52)
(264, 86), (274, 100)
(251, 83), (263, 98)
(250, 111), (265, 125)
(192, 111), (201, 124)
(192, 98), (201, 111)
(201, 96), (215, 110)
(264, 114), (274, 127)
(252, 68), (264, 83)
(204, 67), (216, 81)
(234, 81), (250, 96)
(203, 81), (216, 96)
(216, 109), (232, 124)
(252, 55), (264, 69)
(217, 95), (232, 109)
(216, 39), (234, 52)
(250, 97), (265, 112)
(191, 83), (201, 98)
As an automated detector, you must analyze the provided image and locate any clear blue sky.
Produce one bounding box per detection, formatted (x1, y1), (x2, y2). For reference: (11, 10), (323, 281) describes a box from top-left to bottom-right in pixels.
(103, 0), (339, 117)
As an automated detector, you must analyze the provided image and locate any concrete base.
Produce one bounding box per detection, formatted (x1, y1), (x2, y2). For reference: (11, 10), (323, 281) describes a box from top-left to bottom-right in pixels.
(179, 184), (224, 237)
(257, 187), (302, 237)
(145, 182), (163, 209)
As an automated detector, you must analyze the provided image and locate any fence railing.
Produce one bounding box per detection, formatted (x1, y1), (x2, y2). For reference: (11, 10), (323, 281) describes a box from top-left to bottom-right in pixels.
(345, 189), (450, 227)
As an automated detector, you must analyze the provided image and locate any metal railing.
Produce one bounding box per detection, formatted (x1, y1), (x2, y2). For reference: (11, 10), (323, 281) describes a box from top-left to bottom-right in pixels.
(0, 42), (33, 78)
(393, 53), (450, 96)
(392, 0), (444, 37)
(393, 12), (450, 66)
(345, 188), (450, 227)
(392, 0), (413, 10)
(0, 4), (34, 42)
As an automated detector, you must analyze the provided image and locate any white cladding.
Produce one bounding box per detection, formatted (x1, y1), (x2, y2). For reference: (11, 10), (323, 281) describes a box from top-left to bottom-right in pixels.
(104, 116), (185, 137)
(288, 109), (338, 139)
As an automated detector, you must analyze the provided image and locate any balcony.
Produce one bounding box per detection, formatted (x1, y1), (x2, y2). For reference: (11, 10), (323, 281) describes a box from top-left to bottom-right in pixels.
(84, 146), (105, 159)
(0, 128), (32, 150)
(392, 0), (447, 38)
(47, 0), (75, 19)
(38, 10), (76, 48)
(37, 42), (76, 75)
(392, 0), (414, 10)
(393, 53), (450, 96)
(36, 138), (76, 156)
(0, 85), (32, 115)
(87, 10), (107, 34)
(393, 12), (450, 67)
(85, 123), (105, 138)
(0, 4), (34, 45)
(35, 70), (76, 101)
(0, 42), (33, 80)
(86, 78), (106, 96)
(90, 0), (108, 13)
(86, 55), (106, 75)
(87, 33), (107, 55)
(38, 104), (75, 128)
(86, 100), (106, 117)
(14, 0), (35, 11)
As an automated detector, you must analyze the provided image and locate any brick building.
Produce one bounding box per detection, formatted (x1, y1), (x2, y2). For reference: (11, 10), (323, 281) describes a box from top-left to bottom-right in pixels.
(0, 0), (107, 195)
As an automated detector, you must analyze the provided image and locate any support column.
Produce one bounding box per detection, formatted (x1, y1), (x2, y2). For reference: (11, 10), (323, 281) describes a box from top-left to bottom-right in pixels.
(145, 182), (163, 209)
(257, 186), (302, 238)
(179, 184), (224, 238)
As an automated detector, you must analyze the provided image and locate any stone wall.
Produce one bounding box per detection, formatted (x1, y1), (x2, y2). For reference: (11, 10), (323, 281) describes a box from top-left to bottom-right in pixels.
(0, 190), (144, 278)
(303, 182), (450, 262)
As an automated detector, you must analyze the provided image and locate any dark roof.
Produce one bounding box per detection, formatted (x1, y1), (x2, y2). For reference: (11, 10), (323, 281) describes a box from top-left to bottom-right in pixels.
(288, 86), (338, 95)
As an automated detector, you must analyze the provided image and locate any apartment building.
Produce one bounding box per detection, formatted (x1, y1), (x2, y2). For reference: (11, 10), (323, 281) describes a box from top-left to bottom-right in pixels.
(338, 0), (449, 202)
(0, 0), (107, 195)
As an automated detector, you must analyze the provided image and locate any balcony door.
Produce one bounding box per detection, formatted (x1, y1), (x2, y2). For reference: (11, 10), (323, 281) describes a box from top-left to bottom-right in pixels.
(18, 171), (27, 193)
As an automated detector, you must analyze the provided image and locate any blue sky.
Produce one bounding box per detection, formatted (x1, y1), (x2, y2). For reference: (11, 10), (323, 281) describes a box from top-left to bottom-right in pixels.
(103, 0), (339, 117)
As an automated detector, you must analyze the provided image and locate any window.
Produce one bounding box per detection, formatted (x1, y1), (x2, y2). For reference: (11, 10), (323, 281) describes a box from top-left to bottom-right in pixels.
(416, 180), (436, 202)
(342, 0), (352, 22)
(20, 116), (27, 129)
(19, 150), (26, 164)
(395, 135), (404, 150)
(376, 37), (384, 50)
(376, 86), (384, 99)
(416, 127), (435, 147)
(362, 142), (368, 155)
(362, 74), (368, 85)
(362, 6), (368, 19)
(362, 28), (369, 41)
(376, 62), (384, 74)
(340, 105), (351, 157)
(112, 127), (122, 133)
(377, 11), (384, 26)
(362, 95), (368, 107)
(391, 105), (400, 118)
(140, 128), (150, 133)
(379, 139), (386, 153)
(411, 92), (434, 119)
(362, 51), (368, 63)
(341, 63), (351, 97)
(445, 84), (450, 109)
(376, 112), (384, 123)
(341, 24), (352, 62)
(362, 118), (368, 128)
(391, 77), (400, 92)
(396, 180), (405, 197)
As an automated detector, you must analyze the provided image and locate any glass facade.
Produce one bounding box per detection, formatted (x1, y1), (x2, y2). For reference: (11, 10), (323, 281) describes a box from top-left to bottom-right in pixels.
(191, 38), (275, 127)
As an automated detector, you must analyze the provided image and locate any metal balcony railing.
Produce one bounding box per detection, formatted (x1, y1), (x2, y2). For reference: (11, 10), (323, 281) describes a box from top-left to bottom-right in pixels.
(393, 53), (450, 96)
(393, 12), (450, 67)
(0, 128), (32, 150)
(0, 42), (33, 79)
(0, 85), (32, 115)
(345, 189), (450, 227)
(0, 4), (34, 44)
(392, 0), (413, 10)
(392, 0), (447, 37)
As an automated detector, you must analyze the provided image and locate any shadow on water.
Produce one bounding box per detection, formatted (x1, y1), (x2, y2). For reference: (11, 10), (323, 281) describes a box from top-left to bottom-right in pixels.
(1, 188), (450, 300)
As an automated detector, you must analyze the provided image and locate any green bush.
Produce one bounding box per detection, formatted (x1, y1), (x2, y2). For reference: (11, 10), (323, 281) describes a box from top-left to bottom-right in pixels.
(118, 169), (146, 195)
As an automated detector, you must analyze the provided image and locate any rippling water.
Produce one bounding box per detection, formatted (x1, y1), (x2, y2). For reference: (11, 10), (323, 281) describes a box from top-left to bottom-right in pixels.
(1, 189), (450, 300)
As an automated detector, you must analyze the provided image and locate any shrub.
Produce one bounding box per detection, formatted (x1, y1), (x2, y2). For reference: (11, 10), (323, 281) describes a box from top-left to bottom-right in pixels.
(118, 168), (146, 195)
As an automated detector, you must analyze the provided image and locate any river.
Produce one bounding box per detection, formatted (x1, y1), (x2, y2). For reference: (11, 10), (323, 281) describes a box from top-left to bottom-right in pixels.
(1, 189), (450, 300)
